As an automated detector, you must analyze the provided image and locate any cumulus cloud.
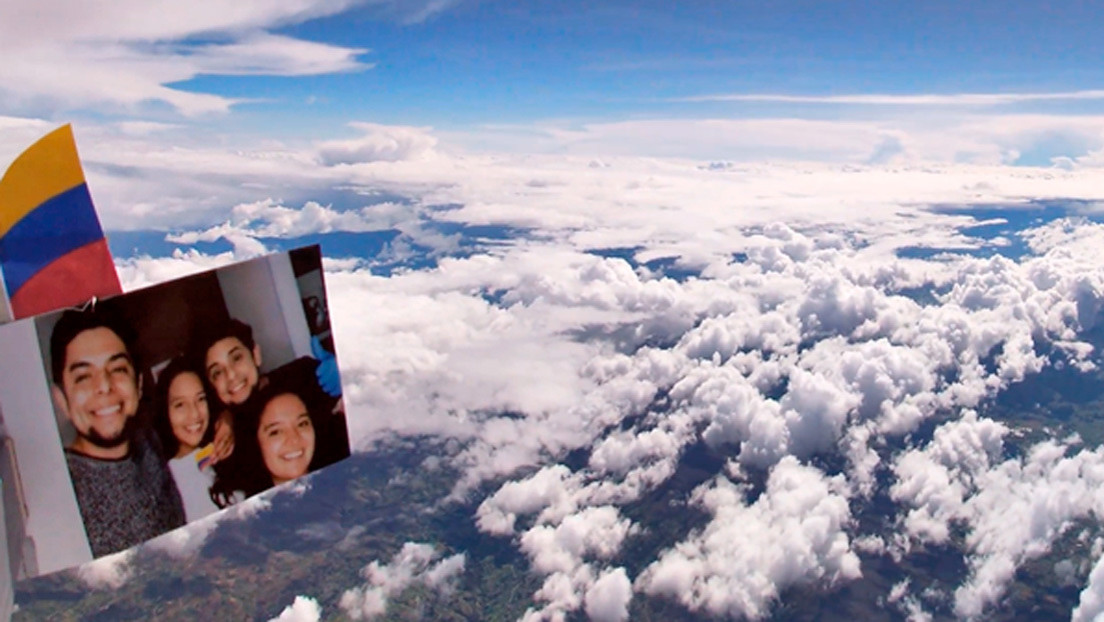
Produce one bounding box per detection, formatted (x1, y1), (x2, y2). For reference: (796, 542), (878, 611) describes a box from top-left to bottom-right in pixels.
(890, 411), (1009, 544)
(477, 468), (638, 621)
(269, 596), (323, 622)
(637, 457), (860, 620)
(1073, 553), (1104, 622)
(115, 252), (243, 291)
(892, 417), (1104, 618)
(316, 122), (440, 165)
(477, 465), (583, 535)
(364, 217), (1104, 619)
(518, 506), (635, 576)
(112, 192), (1104, 617)
(584, 567), (633, 622)
(160, 194), (430, 259)
(951, 442), (1104, 619)
(144, 518), (222, 561)
(340, 542), (466, 620)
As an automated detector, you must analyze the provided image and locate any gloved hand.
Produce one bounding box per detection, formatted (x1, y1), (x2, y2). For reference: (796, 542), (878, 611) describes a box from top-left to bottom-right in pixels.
(312, 335), (342, 397)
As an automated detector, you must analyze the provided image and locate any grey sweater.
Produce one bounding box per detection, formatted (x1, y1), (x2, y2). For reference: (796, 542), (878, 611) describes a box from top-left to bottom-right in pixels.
(65, 431), (185, 558)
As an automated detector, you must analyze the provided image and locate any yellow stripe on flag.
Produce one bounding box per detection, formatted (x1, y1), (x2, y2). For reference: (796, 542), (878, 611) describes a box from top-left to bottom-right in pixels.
(0, 125), (86, 238)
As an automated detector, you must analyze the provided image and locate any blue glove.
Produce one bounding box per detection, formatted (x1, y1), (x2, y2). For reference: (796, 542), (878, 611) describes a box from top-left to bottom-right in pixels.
(312, 335), (342, 397)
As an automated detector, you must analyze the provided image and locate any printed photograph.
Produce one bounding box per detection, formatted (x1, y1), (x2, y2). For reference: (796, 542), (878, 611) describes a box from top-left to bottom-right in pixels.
(0, 245), (348, 577)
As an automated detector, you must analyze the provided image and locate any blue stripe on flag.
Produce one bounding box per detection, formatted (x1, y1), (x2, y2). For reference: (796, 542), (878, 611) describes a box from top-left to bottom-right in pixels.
(0, 183), (106, 296)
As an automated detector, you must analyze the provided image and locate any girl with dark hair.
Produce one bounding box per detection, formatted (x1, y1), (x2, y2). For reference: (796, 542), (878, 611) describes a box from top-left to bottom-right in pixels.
(154, 357), (240, 519)
(256, 391), (316, 486)
(221, 385), (343, 499)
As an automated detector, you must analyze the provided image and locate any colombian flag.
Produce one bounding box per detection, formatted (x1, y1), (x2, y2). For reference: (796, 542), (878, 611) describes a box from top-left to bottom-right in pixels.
(0, 125), (121, 320)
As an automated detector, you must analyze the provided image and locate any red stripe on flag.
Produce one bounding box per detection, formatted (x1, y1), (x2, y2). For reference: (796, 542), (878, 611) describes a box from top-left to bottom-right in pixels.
(9, 238), (121, 318)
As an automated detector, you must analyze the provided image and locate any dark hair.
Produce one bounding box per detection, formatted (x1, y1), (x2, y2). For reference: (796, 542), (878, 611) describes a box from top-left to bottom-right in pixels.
(50, 303), (138, 386)
(216, 385), (322, 499)
(152, 357), (216, 458)
(192, 318), (255, 368)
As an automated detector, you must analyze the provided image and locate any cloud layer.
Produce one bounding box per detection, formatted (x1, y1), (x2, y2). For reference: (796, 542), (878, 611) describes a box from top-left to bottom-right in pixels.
(315, 211), (1104, 617)
(678, 89), (1104, 107)
(20, 115), (1104, 619)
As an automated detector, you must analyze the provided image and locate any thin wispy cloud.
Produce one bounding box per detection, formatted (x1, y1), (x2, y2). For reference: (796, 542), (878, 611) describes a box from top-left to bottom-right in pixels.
(0, 0), (454, 116)
(678, 89), (1104, 106)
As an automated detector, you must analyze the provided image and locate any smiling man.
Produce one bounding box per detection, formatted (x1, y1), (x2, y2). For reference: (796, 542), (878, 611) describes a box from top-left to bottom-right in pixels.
(49, 305), (184, 558)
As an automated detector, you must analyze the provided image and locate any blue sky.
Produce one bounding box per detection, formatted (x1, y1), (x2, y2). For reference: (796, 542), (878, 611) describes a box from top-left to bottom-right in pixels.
(4, 1), (1100, 135)
(170, 1), (1104, 131)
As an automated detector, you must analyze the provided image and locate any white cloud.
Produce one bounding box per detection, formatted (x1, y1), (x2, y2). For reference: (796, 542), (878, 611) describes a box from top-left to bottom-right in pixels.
(1073, 553), (1104, 622)
(477, 465), (583, 535)
(9, 114), (1104, 238)
(518, 506), (635, 576)
(423, 552), (467, 592)
(115, 249), (239, 291)
(0, 1), (459, 115)
(162, 195), (418, 255)
(112, 200), (1104, 614)
(75, 550), (135, 590)
(316, 122), (440, 165)
(891, 411), (1009, 545)
(0, 34), (364, 117)
(0, 114), (56, 165)
(143, 491), (274, 560)
(950, 442), (1104, 619)
(173, 33), (369, 77)
(270, 210), (1104, 618)
(637, 457), (860, 620)
(584, 567), (633, 622)
(677, 89), (1104, 107)
(339, 542), (466, 620)
(475, 457), (644, 620)
(269, 596), (323, 622)
(453, 113), (1104, 166)
(892, 418), (1104, 618)
(144, 518), (222, 561)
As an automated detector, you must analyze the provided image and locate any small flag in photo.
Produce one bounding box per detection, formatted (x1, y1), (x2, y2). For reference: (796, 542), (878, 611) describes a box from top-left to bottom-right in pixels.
(194, 444), (216, 471)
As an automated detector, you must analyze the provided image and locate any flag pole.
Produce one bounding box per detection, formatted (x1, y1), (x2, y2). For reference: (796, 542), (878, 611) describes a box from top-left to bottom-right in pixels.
(0, 250), (12, 325)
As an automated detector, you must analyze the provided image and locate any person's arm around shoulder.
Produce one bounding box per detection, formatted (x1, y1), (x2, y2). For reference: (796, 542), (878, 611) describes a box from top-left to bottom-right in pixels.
(210, 409), (235, 464)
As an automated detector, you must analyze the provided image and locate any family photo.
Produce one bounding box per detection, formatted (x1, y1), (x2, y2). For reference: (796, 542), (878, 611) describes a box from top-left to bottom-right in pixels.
(0, 245), (350, 577)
